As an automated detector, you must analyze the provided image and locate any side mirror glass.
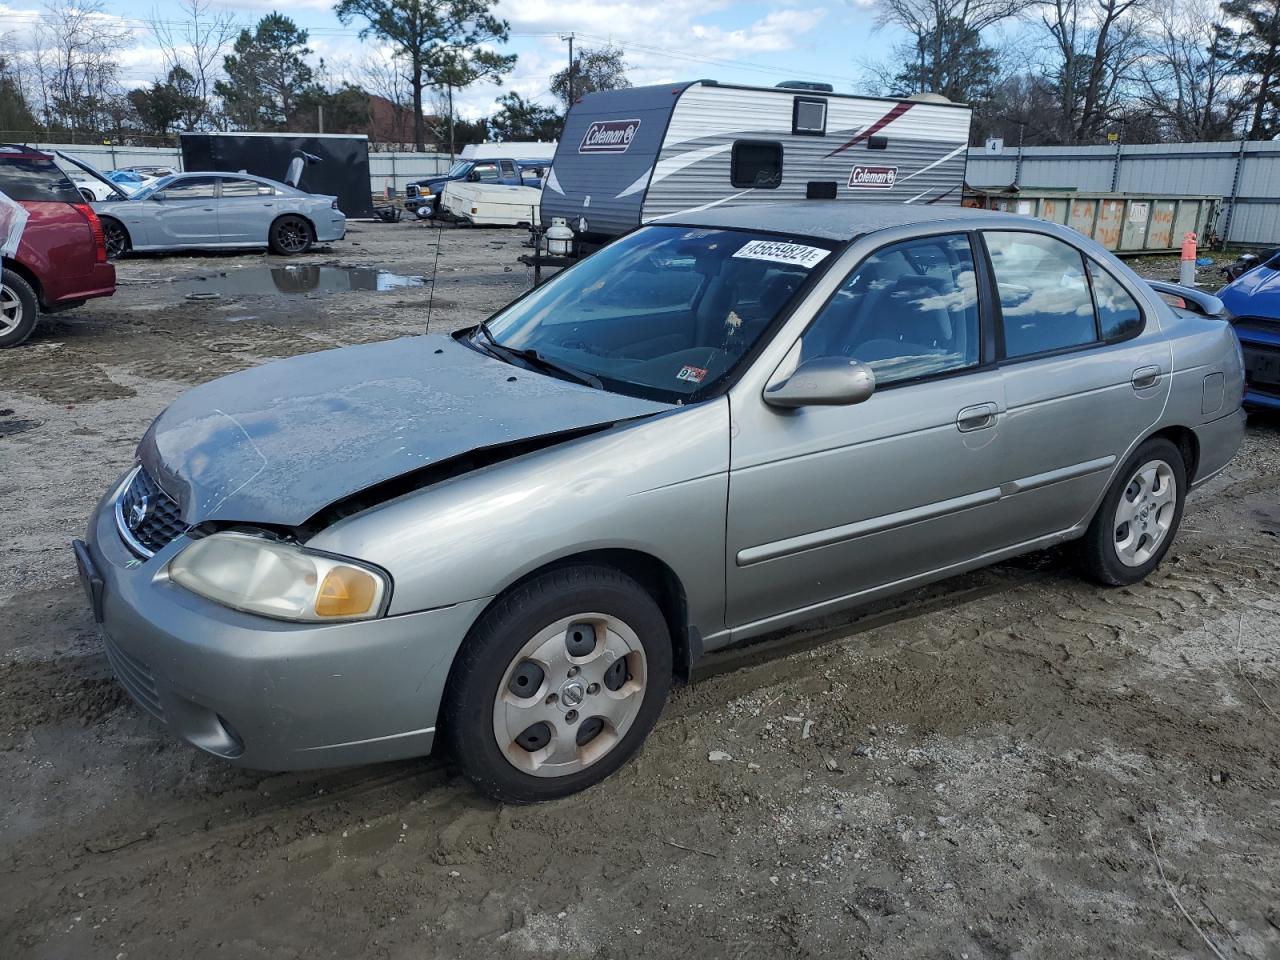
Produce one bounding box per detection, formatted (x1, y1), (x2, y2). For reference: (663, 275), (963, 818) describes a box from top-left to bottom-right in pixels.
(764, 356), (876, 409)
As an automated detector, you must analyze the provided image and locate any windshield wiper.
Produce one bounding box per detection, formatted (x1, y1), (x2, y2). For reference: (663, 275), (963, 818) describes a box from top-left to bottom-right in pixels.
(472, 322), (603, 389)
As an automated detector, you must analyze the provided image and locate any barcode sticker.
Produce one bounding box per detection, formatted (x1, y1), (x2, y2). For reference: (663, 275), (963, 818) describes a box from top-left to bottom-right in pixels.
(732, 240), (830, 268)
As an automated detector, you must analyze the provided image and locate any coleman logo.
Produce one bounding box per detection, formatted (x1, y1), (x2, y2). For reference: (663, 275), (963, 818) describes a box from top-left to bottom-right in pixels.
(579, 119), (641, 154)
(848, 165), (898, 189)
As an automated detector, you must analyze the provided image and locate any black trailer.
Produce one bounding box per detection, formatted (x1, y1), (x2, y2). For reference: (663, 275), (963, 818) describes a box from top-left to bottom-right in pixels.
(180, 132), (374, 219)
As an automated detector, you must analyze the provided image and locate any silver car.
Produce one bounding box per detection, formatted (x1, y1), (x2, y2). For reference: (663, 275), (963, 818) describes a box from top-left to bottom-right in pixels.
(62, 155), (345, 258)
(75, 203), (1245, 801)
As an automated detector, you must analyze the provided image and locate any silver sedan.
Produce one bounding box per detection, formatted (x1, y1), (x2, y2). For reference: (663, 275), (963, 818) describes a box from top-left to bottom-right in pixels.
(76, 203), (1245, 801)
(88, 171), (346, 258)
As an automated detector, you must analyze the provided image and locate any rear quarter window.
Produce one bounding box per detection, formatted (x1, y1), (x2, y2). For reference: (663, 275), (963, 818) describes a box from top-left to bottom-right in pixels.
(0, 157), (81, 203)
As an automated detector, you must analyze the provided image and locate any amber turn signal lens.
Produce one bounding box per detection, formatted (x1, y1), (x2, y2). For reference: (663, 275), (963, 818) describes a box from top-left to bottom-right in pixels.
(315, 566), (379, 618)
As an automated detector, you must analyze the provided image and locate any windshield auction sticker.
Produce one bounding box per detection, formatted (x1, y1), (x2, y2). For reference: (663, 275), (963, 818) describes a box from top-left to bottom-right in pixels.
(732, 240), (830, 268)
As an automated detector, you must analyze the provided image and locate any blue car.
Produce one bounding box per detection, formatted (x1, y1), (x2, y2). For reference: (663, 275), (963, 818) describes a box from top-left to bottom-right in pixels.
(1218, 252), (1280, 410)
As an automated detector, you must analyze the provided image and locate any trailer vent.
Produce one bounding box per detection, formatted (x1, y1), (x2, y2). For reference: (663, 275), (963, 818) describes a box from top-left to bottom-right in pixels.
(806, 181), (838, 200)
(867, 135), (888, 150)
(792, 97), (828, 136)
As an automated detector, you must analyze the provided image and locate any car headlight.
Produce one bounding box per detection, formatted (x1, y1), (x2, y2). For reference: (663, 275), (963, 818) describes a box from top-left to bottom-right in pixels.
(169, 532), (389, 622)
(421, 186), (432, 196)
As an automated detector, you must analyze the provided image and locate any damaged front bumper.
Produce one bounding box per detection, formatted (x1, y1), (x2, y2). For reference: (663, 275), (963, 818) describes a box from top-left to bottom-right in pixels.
(76, 471), (489, 770)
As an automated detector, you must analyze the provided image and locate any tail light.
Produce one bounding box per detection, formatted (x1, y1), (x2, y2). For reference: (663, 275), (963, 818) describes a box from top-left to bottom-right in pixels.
(72, 202), (107, 263)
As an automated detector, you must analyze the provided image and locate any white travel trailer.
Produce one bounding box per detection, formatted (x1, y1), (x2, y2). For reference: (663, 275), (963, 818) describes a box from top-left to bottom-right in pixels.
(460, 141), (557, 162)
(540, 80), (972, 251)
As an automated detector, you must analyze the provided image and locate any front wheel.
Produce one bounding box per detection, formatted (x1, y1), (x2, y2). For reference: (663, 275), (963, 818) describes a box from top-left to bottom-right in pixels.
(442, 565), (672, 802)
(269, 215), (313, 255)
(1079, 437), (1187, 585)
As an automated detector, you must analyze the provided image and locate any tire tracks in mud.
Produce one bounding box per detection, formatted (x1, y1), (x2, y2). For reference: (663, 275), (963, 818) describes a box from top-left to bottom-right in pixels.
(4, 493), (1277, 907)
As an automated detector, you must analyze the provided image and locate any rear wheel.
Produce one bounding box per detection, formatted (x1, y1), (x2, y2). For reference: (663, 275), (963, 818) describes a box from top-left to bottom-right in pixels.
(0, 269), (39, 348)
(1079, 437), (1187, 585)
(443, 564), (672, 802)
(101, 218), (130, 260)
(269, 215), (313, 255)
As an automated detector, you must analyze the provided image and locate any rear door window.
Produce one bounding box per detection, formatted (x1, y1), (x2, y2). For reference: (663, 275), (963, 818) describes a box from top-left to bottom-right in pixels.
(0, 156), (81, 203)
(220, 177), (272, 197)
(1087, 261), (1143, 340)
(984, 231), (1098, 359)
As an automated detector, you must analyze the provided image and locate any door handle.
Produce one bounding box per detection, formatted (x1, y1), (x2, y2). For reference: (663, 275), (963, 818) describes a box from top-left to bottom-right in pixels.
(956, 402), (998, 432)
(1131, 365), (1161, 389)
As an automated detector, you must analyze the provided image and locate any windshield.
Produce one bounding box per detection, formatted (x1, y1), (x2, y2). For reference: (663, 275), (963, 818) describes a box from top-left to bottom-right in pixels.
(480, 225), (839, 402)
(446, 161), (471, 178)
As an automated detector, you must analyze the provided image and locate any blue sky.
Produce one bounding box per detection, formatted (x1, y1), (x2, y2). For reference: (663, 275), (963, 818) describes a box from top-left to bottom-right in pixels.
(0, 0), (891, 119)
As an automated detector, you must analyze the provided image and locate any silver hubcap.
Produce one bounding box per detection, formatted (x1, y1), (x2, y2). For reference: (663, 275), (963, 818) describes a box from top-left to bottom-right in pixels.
(0, 284), (23, 336)
(1114, 459), (1177, 567)
(493, 613), (647, 778)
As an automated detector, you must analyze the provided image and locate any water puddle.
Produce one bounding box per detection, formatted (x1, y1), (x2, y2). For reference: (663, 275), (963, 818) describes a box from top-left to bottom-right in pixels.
(171, 265), (428, 299)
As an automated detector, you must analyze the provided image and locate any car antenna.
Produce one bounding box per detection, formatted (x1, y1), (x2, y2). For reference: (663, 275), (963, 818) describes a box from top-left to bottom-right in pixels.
(424, 212), (444, 335)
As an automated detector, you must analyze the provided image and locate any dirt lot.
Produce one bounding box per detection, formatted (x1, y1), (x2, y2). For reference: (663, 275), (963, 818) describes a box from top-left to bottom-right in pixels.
(1, 222), (1278, 959)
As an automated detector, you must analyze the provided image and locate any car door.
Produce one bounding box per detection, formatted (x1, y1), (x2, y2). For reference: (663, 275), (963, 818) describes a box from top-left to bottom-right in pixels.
(217, 176), (275, 244)
(147, 176), (221, 246)
(725, 231), (1011, 631)
(981, 229), (1172, 541)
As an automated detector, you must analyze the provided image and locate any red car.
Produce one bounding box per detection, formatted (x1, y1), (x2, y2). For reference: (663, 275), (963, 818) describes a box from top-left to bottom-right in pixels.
(0, 144), (115, 348)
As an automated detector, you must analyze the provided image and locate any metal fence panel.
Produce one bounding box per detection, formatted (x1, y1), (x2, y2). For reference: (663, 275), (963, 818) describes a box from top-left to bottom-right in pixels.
(966, 139), (1280, 246)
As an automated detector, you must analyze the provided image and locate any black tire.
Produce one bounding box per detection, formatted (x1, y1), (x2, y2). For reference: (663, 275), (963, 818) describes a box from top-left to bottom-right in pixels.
(101, 218), (130, 260)
(269, 215), (313, 255)
(1079, 437), (1187, 586)
(442, 564), (673, 803)
(0, 268), (39, 348)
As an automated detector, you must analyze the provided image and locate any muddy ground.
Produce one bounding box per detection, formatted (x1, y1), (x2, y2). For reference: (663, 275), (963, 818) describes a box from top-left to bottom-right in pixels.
(1, 221), (1278, 959)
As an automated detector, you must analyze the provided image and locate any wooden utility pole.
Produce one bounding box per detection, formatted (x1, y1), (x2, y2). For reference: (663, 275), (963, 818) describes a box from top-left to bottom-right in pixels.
(561, 32), (575, 103)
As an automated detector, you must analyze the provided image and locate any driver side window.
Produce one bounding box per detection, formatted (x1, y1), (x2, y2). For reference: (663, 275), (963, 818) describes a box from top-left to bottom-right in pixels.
(798, 233), (980, 386)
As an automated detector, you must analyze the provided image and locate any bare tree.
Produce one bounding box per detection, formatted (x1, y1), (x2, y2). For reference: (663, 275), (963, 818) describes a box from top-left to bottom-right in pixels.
(875, 0), (1031, 99)
(149, 0), (236, 130)
(360, 49), (413, 148)
(26, 0), (134, 134)
(1037, 0), (1147, 143)
(1135, 0), (1245, 140)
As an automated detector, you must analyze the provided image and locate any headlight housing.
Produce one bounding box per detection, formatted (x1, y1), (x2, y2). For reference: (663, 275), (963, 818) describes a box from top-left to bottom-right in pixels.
(169, 532), (389, 622)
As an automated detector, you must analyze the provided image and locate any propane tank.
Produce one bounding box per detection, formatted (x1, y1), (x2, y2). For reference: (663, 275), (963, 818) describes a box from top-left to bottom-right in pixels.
(546, 217), (573, 257)
(1180, 232), (1198, 287)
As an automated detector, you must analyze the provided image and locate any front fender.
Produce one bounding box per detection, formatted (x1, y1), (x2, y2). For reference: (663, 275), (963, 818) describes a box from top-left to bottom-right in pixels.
(305, 399), (731, 639)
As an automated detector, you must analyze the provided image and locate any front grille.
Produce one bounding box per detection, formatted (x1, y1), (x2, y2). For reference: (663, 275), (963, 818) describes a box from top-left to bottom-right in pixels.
(103, 632), (165, 721)
(1242, 342), (1280, 393)
(115, 465), (186, 558)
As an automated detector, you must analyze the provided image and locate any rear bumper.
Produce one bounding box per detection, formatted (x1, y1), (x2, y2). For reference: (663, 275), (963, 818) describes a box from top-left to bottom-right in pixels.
(79, 472), (488, 770)
(1190, 407), (1247, 489)
(315, 215), (346, 243)
(43, 261), (115, 308)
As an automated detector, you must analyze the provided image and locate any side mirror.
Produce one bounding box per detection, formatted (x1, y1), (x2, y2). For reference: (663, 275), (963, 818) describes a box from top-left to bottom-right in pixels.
(467, 171), (480, 182)
(763, 356), (876, 409)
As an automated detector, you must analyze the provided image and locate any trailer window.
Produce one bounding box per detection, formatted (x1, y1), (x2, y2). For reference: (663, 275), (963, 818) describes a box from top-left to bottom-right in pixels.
(792, 97), (827, 136)
(731, 141), (783, 189)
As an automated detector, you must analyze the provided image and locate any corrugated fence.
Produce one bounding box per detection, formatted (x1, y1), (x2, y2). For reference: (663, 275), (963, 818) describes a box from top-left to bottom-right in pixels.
(34, 138), (1280, 243)
(966, 140), (1280, 246)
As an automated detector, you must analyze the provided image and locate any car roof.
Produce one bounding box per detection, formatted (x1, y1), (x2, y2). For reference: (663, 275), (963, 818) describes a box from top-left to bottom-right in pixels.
(156, 171), (295, 191)
(654, 201), (1020, 242)
(0, 143), (56, 162)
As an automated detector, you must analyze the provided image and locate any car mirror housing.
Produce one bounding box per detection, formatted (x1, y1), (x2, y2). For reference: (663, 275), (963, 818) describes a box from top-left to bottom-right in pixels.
(763, 356), (876, 409)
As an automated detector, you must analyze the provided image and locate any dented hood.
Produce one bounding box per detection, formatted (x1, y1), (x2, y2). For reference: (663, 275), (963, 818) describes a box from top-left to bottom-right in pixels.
(138, 334), (672, 527)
